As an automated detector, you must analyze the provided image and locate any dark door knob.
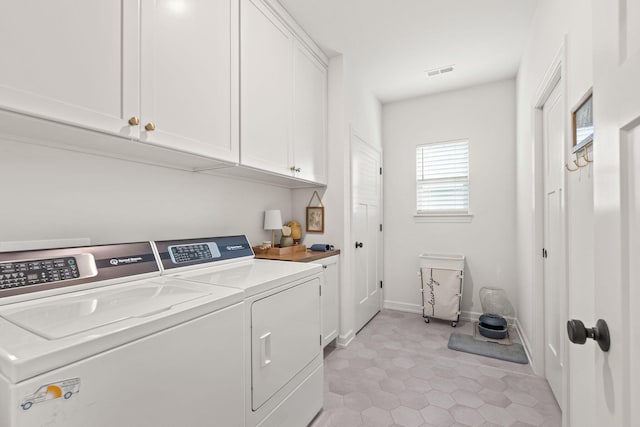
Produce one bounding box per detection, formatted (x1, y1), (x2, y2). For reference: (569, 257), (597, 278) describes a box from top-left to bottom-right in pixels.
(567, 319), (610, 352)
(355, 242), (363, 249)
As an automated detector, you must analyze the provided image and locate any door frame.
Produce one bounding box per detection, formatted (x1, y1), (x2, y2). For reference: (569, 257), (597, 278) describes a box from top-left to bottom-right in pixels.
(349, 127), (383, 332)
(531, 39), (570, 424)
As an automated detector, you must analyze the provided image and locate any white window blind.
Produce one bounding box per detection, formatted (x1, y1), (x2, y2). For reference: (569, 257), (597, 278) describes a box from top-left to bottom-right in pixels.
(416, 140), (469, 213)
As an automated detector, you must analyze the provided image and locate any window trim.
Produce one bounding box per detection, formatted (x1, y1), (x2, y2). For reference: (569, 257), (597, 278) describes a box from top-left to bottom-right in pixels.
(414, 213), (474, 223)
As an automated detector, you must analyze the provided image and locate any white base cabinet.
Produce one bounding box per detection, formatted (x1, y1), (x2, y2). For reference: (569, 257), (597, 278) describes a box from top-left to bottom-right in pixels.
(317, 255), (340, 347)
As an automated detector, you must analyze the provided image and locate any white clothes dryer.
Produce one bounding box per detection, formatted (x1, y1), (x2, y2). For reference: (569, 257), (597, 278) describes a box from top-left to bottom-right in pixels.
(154, 236), (324, 427)
(0, 242), (245, 427)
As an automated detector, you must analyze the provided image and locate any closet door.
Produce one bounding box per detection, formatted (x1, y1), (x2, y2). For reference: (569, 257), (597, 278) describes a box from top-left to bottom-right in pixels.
(0, 0), (138, 137)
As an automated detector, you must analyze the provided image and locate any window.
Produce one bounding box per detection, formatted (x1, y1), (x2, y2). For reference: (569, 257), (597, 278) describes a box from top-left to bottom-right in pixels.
(416, 139), (469, 215)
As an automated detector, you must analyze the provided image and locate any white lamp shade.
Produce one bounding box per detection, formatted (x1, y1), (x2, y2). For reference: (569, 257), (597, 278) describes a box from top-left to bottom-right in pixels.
(264, 210), (283, 230)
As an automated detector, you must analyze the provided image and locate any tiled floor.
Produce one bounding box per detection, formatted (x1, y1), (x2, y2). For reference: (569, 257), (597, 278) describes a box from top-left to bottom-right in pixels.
(310, 310), (561, 427)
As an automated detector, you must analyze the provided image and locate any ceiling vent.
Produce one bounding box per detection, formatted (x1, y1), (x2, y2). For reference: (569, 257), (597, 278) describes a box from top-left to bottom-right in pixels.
(425, 65), (455, 77)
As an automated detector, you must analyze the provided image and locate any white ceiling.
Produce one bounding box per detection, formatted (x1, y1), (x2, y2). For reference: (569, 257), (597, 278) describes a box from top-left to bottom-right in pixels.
(278, 0), (538, 103)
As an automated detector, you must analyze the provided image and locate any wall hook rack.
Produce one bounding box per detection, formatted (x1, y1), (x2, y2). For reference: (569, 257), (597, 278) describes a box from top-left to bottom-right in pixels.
(583, 149), (593, 163)
(565, 160), (579, 172)
(565, 148), (592, 172)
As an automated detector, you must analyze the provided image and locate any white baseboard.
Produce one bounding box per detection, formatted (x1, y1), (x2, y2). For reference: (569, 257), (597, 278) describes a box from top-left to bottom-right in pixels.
(514, 318), (536, 373)
(382, 303), (517, 326)
(383, 300), (423, 314)
(336, 329), (355, 348)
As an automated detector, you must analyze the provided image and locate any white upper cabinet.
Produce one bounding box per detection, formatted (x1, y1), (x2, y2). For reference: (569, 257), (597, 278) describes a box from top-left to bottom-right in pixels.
(240, 0), (293, 175)
(240, 0), (328, 185)
(292, 40), (328, 184)
(0, 1), (139, 137)
(140, 0), (239, 163)
(0, 0), (239, 165)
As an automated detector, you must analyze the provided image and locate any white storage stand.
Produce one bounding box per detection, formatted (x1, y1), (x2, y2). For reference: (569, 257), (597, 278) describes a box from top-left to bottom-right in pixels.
(419, 254), (465, 327)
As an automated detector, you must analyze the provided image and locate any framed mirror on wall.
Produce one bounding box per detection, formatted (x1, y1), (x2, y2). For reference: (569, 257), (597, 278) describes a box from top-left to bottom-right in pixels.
(572, 90), (593, 153)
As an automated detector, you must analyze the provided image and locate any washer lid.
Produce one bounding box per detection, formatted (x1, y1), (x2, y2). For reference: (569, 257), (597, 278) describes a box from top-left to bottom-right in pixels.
(1, 282), (213, 339)
(0, 277), (244, 383)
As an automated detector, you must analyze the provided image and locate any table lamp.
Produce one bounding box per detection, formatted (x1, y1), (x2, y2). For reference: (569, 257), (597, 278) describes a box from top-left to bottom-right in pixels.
(263, 210), (283, 248)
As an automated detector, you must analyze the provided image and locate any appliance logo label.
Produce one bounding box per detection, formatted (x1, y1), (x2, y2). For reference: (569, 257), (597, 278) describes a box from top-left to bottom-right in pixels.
(109, 257), (144, 266)
(20, 378), (81, 411)
(226, 245), (246, 251)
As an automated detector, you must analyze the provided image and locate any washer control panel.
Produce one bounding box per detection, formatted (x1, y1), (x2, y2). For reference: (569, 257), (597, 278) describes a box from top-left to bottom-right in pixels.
(0, 242), (158, 300)
(0, 257), (80, 289)
(168, 242), (221, 265)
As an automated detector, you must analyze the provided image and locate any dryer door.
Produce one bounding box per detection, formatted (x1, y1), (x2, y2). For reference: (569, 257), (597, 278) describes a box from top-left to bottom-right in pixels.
(251, 277), (321, 410)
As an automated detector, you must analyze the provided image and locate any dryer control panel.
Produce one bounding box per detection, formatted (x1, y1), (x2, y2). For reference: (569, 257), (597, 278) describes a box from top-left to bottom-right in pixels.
(168, 242), (221, 265)
(156, 235), (254, 271)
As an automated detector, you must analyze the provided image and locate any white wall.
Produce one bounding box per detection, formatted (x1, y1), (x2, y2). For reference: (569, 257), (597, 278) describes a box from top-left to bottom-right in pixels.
(0, 139), (292, 246)
(515, 0), (594, 422)
(382, 79), (517, 318)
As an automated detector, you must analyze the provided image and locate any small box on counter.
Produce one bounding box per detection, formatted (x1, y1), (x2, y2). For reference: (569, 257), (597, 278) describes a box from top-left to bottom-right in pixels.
(253, 245), (306, 256)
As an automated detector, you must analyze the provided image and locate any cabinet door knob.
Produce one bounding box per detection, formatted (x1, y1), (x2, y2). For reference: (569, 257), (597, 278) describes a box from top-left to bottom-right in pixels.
(290, 166), (301, 173)
(144, 122), (156, 131)
(128, 116), (140, 126)
(355, 242), (363, 249)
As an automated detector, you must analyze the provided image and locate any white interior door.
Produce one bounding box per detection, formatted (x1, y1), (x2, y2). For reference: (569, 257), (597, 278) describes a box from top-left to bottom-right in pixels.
(351, 133), (382, 333)
(542, 81), (565, 408)
(590, 1), (640, 425)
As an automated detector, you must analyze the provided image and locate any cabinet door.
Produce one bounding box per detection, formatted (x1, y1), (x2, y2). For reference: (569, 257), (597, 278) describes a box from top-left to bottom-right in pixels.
(240, 0), (292, 175)
(0, 1), (138, 137)
(321, 257), (339, 347)
(292, 41), (328, 184)
(140, 0), (239, 163)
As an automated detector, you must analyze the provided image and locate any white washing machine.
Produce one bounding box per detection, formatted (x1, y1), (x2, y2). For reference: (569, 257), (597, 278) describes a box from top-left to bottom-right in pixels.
(154, 236), (324, 427)
(0, 242), (245, 427)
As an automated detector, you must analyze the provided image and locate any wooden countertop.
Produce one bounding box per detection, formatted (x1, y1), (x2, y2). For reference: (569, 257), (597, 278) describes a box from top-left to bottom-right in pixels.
(254, 249), (340, 263)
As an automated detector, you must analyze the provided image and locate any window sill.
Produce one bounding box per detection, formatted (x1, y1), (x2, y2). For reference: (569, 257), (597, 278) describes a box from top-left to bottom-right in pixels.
(414, 213), (474, 223)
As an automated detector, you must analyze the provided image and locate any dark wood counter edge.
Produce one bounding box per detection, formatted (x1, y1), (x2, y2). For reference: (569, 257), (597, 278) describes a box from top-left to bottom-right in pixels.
(254, 249), (341, 263)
